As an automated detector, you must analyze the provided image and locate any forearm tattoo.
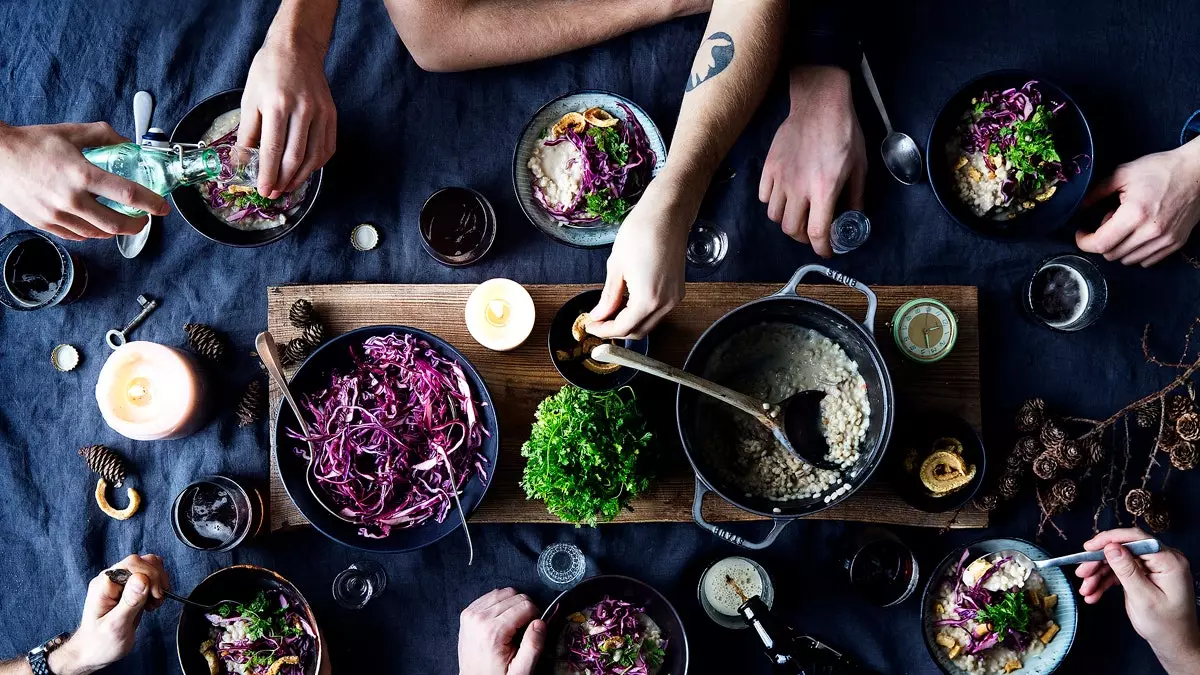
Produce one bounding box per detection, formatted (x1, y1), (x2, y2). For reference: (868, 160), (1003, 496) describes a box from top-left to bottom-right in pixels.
(685, 31), (735, 92)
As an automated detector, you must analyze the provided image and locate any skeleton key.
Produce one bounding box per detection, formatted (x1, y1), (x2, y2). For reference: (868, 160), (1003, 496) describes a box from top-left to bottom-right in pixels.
(105, 294), (159, 349)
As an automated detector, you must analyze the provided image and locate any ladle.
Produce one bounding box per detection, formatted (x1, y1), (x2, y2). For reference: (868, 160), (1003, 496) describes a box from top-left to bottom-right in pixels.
(589, 343), (835, 469)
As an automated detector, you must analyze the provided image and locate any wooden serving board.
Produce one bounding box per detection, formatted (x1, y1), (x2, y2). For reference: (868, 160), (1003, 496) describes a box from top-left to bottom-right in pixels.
(266, 282), (987, 532)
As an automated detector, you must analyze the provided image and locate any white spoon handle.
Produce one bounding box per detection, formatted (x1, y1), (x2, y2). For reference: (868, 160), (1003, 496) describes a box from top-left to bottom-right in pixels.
(133, 91), (153, 140)
(1036, 538), (1161, 569)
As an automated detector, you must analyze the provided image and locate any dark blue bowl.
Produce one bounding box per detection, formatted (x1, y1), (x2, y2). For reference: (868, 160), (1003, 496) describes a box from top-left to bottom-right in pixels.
(927, 71), (1093, 241)
(272, 325), (499, 553)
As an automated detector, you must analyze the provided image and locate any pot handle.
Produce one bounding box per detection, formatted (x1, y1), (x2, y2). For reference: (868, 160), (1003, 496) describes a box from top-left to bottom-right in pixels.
(776, 264), (878, 335)
(692, 478), (791, 550)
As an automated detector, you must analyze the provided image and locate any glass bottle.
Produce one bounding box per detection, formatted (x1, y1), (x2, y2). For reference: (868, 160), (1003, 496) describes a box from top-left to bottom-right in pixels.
(739, 597), (877, 674)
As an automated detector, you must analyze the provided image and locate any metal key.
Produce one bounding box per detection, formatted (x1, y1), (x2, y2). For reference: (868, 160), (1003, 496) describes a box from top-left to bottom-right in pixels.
(106, 294), (159, 349)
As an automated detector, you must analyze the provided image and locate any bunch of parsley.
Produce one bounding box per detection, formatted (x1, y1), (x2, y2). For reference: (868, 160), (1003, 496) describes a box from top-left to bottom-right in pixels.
(520, 386), (656, 526)
(976, 591), (1033, 642)
(975, 102), (1062, 191)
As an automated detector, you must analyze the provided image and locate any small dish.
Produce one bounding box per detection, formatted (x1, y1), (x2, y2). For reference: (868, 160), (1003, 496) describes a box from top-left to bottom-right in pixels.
(176, 564), (322, 675)
(418, 187), (496, 266)
(926, 71), (1093, 241)
(921, 538), (1077, 675)
(548, 289), (649, 391)
(513, 90), (667, 249)
(888, 412), (986, 513)
(537, 574), (689, 675)
(170, 88), (323, 248)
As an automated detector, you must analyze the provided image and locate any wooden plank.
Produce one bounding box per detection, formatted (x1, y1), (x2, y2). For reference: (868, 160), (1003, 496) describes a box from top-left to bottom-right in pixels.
(266, 282), (986, 532)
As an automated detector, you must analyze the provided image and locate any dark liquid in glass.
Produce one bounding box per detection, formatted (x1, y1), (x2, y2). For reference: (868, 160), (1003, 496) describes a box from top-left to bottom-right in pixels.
(3, 237), (64, 306)
(850, 539), (915, 606)
(420, 189), (488, 257)
(179, 482), (237, 548)
(1029, 264), (1086, 327)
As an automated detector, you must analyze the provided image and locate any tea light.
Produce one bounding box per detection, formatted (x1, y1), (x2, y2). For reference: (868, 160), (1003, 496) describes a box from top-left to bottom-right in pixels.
(95, 341), (208, 440)
(465, 279), (535, 351)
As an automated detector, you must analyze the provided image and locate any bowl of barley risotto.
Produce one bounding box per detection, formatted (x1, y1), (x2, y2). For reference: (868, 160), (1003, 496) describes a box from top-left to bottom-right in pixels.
(921, 538), (1077, 675)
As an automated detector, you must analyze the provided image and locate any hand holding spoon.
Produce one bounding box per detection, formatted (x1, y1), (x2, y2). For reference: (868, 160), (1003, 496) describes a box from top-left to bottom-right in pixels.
(105, 568), (236, 613)
(589, 343), (836, 468)
(968, 538), (1162, 589)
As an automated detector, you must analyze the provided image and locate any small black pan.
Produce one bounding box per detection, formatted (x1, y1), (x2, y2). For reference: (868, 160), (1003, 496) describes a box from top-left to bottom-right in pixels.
(548, 289), (649, 391)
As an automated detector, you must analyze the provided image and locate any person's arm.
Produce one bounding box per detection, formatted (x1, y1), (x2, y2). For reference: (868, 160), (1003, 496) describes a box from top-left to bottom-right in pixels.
(0, 122), (169, 240)
(760, 3), (867, 257)
(458, 588), (545, 675)
(385, 0), (711, 72)
(0, 555), (169, 675)
(1076, 528), (1200, 674)
(1076, 137), (1200, 267)
(238, 0), (339, 199)
(587, 0), (787, 339)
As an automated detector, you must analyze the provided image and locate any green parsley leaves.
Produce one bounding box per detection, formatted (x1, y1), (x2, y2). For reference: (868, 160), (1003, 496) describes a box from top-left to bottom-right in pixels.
(587, 126), (629, 165)
(584, 189), (631, 224)
(520, 386), (656, 526)
(977, 591), (1033, 641)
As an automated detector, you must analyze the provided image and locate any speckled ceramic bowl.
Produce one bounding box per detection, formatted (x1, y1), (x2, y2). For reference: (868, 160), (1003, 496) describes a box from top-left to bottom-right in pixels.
(512, 90), (666, 248)
(921, 538), (1078, 675)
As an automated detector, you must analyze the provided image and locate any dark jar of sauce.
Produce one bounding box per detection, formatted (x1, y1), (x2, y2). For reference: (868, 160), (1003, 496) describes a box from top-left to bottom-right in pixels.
(418, 187), (497, 267)
(170, 475), (263, 552)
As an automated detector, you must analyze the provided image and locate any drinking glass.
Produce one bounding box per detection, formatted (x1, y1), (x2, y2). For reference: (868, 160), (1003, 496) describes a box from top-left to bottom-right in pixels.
(537, 542), (586, 591)
(838, 527), (919, 607)
(332, 561), (388, 610)
(0, 230), (88, 310)
(170, 475), (263, 552)
(1021, 254), (1107, 332)
(685, 220), (730, 271)
(830, 210), (871, 254)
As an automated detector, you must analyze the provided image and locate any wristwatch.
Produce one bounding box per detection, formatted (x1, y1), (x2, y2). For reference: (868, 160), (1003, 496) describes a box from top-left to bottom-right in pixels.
(27, 633), (69, 675)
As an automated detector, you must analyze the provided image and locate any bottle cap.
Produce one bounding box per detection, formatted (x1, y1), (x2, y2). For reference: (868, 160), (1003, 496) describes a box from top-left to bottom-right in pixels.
(351, 223), (380, 251)
(51, 344), (80, 372)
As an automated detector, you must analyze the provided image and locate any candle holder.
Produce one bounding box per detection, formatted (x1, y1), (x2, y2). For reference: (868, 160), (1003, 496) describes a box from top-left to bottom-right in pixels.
(95, 342), (210, 440)
(170, 475), (263, 552)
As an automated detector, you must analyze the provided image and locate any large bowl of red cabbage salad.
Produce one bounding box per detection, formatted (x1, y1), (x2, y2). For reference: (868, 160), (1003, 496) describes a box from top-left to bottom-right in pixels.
(275, 326), (499, 552)
(927, 72), (1093, 240)
(922, 539), (1076, 675)
(538, 575), (687, 675)
(515, 91), (667, 248)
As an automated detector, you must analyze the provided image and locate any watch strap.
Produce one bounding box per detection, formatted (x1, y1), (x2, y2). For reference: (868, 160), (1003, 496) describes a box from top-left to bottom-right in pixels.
(27, 633), (69, 675)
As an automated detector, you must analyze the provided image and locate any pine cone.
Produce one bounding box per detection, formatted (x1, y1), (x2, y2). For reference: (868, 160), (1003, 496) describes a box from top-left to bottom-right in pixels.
(1056, 440), (1084, 470)
(301, 321), (326, 349)
(973, 494), (1000, 512)
(1145, 505), (1171, 533)
(1124, 488), (1153, 517)
(1015, 436), (1043, 463)
(1170, 442), (1198, 471)
(280, 336), (311, 366)
(1015, 399), (1045, 433)
(1176, 412), (1200, 442)
(1081, 435), (1106, 466)
(1050, 478), (1077, 506)
(183, 323), (229, 363)
(1004, 451), (1027, 474)
(998, 472), (1022, 499)
(288, 299), (316, 328)
(1134, 402), (1159, 429)
(236, 378), (266, 427)
(1160, 426), (1182, 452)
(78, 445), (128, 488)
(1040, 421), (1067, 454)
(1166, 394), (1194, 422)
(1032, 451), (1059, 481)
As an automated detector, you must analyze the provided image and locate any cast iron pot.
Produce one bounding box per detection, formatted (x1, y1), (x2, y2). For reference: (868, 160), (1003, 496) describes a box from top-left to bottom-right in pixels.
(677, 264), (895, 549)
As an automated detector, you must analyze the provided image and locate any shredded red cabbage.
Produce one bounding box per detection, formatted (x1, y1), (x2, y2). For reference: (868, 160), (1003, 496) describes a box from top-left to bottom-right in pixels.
(286, 333), (490, 538)
(531, 103), (656, 225)
(199, 124), (306, 223)
(562, 596), (667, 675)
(936, 553), (1044, 657)
(202, 590), (314, 675)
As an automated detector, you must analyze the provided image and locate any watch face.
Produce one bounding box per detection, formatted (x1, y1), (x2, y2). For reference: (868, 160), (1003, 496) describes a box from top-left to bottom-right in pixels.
(895, 300), (956, 362)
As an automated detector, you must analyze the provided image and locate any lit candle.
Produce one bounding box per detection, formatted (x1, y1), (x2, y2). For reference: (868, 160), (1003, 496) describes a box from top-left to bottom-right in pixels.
(95, 341), (208, 440)
(465, 278), (535, 351)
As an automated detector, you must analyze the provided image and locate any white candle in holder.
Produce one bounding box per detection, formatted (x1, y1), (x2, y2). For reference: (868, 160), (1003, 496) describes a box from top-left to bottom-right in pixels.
(465, 279), (536, 351)
(95, 342), (208, 440)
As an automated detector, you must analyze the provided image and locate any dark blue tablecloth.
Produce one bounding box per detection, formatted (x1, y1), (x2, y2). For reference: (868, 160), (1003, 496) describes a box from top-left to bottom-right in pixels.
(3, 0), (1200, 673)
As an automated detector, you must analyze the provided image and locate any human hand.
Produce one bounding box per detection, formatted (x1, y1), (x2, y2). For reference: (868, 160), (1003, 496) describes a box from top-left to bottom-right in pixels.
(586, 179), (693, 339)
(1076, 140), (1200, 266)
(48, 554), (170, 675)
(1076, 528), (1200, 670)
(458, 588), (546, 675)
(0, 122), (169, 240)
(759, 65), (866, 258)
(238, 32), (336, 199)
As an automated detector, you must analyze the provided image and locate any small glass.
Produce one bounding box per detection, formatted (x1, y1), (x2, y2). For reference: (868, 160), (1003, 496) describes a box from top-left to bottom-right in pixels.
(697, 556), (775, 630)
(839, 527), (919, 607)
(333, 561), (388, 609)
(418, 187), (497, 267)
(686, 220), (729, 269)
(830, 210), (871, 254)
(1022, 254), (1107, 332)
(170, 475), (263, 552)
(0, 230), (88, 310)
(537, 542), (586, 591)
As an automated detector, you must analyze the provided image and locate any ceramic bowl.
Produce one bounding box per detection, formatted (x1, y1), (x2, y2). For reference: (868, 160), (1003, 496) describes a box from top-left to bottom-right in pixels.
(888, 412), (987, 512)
(548, 289), (649, 391)
(512, 90), (666, 248)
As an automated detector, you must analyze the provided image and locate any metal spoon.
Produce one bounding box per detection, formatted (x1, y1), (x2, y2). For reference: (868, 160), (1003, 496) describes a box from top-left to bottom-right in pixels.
(860, 55), (923, 185)
(116, 91), (154, 259)
(105, 568), (237, 613)
(255, 331), (356, 524)
(589, 343), (836, 468)
(968, 538), (1162, 589)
